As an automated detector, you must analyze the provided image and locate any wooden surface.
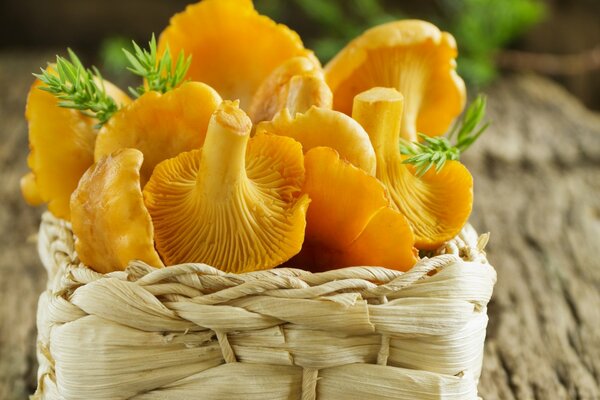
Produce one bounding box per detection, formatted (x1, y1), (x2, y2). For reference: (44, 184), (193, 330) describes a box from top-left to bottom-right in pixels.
(0, 52), (599, 400)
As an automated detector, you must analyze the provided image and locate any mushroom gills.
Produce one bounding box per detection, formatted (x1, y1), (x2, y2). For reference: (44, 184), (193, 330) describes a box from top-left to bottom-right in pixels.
(325, 20), (466, 141)
(352, 87), (473, 250)
(144, 101), (309, 273)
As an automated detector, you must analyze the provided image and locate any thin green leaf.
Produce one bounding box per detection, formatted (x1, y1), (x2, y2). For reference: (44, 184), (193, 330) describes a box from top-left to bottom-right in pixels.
(34, 49), (120, 127)
(400, 94), (490, 176)
(124, 34), (191, 97)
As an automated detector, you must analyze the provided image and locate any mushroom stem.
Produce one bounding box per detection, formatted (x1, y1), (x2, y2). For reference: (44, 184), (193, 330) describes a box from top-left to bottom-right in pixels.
(285, 74), (333, 116)
(198, 101), (253, 194)
(352, 87), (404, 160)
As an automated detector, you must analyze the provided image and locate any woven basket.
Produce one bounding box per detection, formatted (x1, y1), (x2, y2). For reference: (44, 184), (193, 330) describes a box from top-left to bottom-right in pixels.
(33, 211), (496, 400)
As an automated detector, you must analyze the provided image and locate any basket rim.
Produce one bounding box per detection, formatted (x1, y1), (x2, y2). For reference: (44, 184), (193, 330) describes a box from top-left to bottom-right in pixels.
(37, 211), (495, 295)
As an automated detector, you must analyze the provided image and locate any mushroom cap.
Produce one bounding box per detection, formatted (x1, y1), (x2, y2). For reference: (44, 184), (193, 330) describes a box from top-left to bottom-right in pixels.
(22, 72), (130, 220)
(95, 81), (222, 185)
(325, 20), (466, 141)
(396, 161), (473, 249)
(159, 0), (311, 109)
(20, 172), (43, 206)
(143, 101), (309, 272)
(296, 146), (416, 272)
(70, 148), (164, 273)
(248, 56), (332, 123)
(255, 106), (376, 176)
(352, 87), (473, 249)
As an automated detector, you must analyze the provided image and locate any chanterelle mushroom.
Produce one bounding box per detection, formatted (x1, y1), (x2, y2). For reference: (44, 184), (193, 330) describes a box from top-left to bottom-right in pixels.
(71, 148), (163, 273)
(352, 87), (472, 249)
(325, 20), (466, 142)
(21, 71), (130, 220)
(159, 0), (312, 110)
(255, 106), (376, 175)
(95, 82), (222, 185)
(143, 101), (309, 272)
(290, 147), (416, 272)
(248, 56), (332, 123)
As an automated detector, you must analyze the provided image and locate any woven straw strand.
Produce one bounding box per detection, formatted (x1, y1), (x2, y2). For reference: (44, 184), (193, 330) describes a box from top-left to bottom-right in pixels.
(376, 295), (391, 365)
(215, 331), (237, 363)
(301, 367), (319, 400)
(33, 212), (496, 400)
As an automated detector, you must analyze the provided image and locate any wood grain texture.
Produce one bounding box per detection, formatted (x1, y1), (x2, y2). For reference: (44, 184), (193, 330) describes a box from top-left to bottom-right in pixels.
(0, 52), (47, 400)
(0, 53), (598, 399)
(466, 75), (600, 400)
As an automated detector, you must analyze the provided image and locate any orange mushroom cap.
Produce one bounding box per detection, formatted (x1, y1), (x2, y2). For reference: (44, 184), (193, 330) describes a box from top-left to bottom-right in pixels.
(70, 148), (164, 273)
(325, 20), (466, 142)
(255, 106), (376, 176)
(20, 172), (43, 206)
(291, 147), (417, 272)
(352, 87), (473, 249)
(95, 81), (222, 185)
(158, 0), (312, 110)
(248, 56), (332, 123)
(21, 71), (130, 220)
(143, 101), (309, 273)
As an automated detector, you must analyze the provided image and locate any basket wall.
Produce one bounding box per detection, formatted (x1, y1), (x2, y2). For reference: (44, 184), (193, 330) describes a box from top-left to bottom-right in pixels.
(33, 212), (496, 400)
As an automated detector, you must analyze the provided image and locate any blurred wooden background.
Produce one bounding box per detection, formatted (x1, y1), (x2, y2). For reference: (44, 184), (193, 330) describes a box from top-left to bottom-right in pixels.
(0, 0), (599, 399)
(0, 0), (598, 109)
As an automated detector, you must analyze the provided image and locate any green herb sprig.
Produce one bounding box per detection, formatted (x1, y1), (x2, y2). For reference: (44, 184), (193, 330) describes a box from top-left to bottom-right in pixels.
(400, 95), (490, 177)
(34, 49), (119, 127)
(123, 34), (192, 98)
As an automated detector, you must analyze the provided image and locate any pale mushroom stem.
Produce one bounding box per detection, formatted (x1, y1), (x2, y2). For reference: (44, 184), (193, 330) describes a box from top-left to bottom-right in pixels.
(352, 87), (404, 160)
(198, 101), (253, 194)
(285, 74), (333, 116)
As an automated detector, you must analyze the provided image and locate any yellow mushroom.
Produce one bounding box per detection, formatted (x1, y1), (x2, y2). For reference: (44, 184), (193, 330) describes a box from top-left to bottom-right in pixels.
(20, 172), (43, 206)
(143, 101), (309, 273)
(95, 82), (222, 185)
(159, 0), (312, 110)
(352, 87), (473, 250)
(325, 20), (466, 142)
(70, 148), (163, 273)
(248, 56), (332, 123)
(289, 147), (416, 272)
(255, 106), (376, 176)
(21, 72), (130, 220)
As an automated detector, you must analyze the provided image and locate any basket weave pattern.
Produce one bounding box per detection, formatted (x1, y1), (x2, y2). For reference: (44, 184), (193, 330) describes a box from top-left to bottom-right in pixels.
(34, 212), (496, 400)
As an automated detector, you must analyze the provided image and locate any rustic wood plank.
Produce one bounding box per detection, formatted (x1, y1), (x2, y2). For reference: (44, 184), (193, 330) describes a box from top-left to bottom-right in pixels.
(0, 53), (598, 399)
(0, 52), (47, 400)
(466, 75), (600, 400)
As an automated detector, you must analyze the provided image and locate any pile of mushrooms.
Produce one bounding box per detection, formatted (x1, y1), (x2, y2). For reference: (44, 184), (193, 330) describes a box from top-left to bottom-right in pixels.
(22, 0), (474, 275)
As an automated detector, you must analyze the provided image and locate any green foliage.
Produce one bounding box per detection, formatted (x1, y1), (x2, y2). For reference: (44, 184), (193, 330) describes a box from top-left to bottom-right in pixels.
(36, 34), (194, 127)
(96, 0), (545, 88)
(34, 49), (119, 127)
(255, 0), (545, 86)
(255, 0), (398, 62)
(99, 36), (132, 75)
(400, 95), (489, 176)
(440, 0), (545, 86)
(123, 34), (192, 97)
